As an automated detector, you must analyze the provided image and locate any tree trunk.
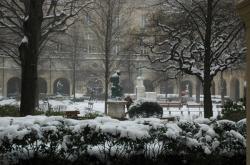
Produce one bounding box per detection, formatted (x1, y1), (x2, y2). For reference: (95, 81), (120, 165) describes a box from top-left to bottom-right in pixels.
(104, 69), (109, 114)
(19, 0), (43, 116)
(203, 0), (213, 118)
(104, 0), (112, 114)
(203, 79), (213, 118)
(178, 75), (182, 102)
(72, 42), (76, 101)
(196, 78), (201, 103)
(20, 59), (38, 116)
(72, 60), (76, 101)
(220, 72), (225, 106)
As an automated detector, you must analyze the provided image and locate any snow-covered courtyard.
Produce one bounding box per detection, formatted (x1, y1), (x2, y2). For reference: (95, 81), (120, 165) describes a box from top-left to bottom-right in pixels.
(0, 98), (223, 120)
(0, 0), (248, 164)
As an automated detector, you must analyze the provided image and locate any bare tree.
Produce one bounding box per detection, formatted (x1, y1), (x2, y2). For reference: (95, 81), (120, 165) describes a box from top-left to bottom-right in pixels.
(144, 0), (245, 118)
(0, 0), (92, 116)
(85, 0), (134, 114)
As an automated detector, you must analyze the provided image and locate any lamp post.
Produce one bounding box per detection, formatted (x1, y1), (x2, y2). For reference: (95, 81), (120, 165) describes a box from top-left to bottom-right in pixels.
(2, 56), (5, 96)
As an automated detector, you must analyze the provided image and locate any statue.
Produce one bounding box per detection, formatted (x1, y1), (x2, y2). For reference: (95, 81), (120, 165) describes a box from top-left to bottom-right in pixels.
(56, 80), (64, 95)
(185, 84), (189, 96)
(110, 70), (123, 98)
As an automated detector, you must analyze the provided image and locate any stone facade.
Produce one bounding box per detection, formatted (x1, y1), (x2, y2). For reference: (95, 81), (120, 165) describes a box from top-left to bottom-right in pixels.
(0, 0), (246, 101)
(0, 54), (245, 100)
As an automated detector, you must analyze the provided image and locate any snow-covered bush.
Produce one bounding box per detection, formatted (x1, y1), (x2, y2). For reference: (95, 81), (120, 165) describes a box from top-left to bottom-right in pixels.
(222, 99), (246, 121)
(128, 102), (163, 118)
(0, 116), (246, 165)
(236, 119), (246, 138)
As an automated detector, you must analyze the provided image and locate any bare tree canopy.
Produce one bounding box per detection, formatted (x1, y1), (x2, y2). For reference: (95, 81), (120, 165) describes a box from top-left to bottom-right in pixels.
(84, 0), (135, 113)
(143, 0), (246, 117)
(0, 0), (92, 116)
(0, 0), (93, 63)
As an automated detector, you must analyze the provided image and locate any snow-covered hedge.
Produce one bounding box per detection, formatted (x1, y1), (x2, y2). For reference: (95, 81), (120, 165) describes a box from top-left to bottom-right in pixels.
(0, 116), (246, 165)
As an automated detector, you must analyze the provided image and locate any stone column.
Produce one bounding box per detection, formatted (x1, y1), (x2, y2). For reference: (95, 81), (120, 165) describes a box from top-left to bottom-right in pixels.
(237, 1), (250, 165)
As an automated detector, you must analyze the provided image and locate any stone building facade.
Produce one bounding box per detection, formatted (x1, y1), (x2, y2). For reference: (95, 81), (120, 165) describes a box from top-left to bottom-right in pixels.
(0, 0), (246, 101)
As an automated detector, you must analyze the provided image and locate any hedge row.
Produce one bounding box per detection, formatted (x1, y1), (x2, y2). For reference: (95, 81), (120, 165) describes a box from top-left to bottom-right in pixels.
(0, 116), (246, 165)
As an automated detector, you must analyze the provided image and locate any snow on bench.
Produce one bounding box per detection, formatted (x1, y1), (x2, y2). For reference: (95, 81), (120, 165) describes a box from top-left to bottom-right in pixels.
(159, 101), (183, 110)
(186, 103), (204, 111)
(53, 105), (67, 112)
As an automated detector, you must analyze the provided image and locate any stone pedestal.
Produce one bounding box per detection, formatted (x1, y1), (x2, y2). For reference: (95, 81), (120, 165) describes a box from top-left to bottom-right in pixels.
(146, 92), (157, 101)
(107, 101), (126, 118)
(136, 76), (145, 100)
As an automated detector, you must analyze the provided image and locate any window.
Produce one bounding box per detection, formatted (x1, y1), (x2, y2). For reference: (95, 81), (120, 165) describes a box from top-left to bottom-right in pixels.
(114, 15), (120, 28)
(88, 44), (98, 54)
(112, 45), (120, 54)
(140, 46), (149, 55)
(84, 14), (92, 25)
(56, 43), (62, 51)
(85, 32), (94, 40)
(141, 15), (149, 28)
(82, 46), (88, 53)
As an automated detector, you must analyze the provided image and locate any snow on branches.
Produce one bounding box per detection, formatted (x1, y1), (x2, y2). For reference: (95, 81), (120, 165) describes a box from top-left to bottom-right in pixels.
(0, 0), (93, 57)
(143, 0), (245, 82)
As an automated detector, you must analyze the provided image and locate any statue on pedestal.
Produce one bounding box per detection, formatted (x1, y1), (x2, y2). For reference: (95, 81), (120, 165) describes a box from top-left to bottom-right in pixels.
(135, 64), (146, 100)
(185, 84), (190, 96)
(110, 70), (123, 98)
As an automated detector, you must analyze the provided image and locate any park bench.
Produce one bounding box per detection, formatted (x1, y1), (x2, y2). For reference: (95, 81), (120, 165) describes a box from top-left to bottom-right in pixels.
(53, 105), (67, 112)
(64, 110), (80, 119)
(186, 110), (203, 117)
(85, 101), (94, 111)
(82, 95), (91, 101)
(159, 102), (183, 110)
(39, 103), (49, 111)
(186, 103), (204, 111)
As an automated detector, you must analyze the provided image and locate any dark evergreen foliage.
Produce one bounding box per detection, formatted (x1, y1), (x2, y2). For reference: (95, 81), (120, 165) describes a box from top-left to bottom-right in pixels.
(128, 102), (163, 118)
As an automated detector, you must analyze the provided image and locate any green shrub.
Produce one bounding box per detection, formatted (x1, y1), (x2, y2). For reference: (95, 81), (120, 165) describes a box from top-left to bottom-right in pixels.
(33, 110), (45, 116)
(128, 102), (163, 118)
(0, 105), (20, 117)
(222, 99), (246, 122)
(45, 111), (65, 116)
(0, 105), (67, 117)
(79, 112), (103, 120)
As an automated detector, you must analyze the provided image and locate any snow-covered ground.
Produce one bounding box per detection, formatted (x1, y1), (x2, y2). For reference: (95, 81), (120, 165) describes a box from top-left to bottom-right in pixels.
(0, 98), (222, 120)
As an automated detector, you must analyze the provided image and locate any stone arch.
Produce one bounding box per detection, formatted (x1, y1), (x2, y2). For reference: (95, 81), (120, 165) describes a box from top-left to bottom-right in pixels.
(53, 78), (70, 96)
(38, 78), (47, 95)
(219, 79), (227, 96)
(143, 79), (154, 92)
(86, 79), (103, 98)
(181, 80), (193, 97)
(7, 77), (21, 97)
(120, 79), (134, 93)
(159, 80), (174, 94)
(230, 78), (240, 101)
